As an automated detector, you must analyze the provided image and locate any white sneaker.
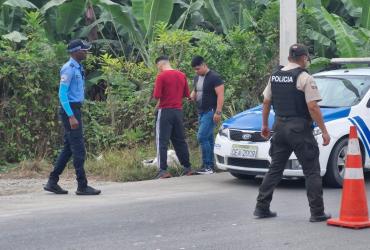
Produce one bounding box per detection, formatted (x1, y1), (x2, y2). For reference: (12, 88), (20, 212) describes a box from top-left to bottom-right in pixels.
(196, 167), (214, 175)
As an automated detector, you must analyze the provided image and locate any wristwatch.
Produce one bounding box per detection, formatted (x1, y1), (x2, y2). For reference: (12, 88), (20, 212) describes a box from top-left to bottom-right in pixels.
(215, 111), (222, 115)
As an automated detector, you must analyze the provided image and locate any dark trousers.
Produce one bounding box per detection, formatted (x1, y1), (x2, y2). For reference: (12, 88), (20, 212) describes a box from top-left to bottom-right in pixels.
(155, 108), (191, 170)
(49, 104), (87, 189)
(256, 117), (324, 216)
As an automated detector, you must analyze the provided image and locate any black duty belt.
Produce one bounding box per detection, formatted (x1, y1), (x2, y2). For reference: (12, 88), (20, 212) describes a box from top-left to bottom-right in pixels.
(70, 102), (82, 109)
(276, 116), (311, 122)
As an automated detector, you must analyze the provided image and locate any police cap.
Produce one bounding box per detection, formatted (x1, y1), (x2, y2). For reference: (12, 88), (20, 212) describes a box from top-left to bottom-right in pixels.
(67, 39), (91, 53)
(289, 44), (310, 57)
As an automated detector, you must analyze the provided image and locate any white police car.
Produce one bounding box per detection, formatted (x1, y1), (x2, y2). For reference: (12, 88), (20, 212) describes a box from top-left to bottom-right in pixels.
(215, 58), (370, 187)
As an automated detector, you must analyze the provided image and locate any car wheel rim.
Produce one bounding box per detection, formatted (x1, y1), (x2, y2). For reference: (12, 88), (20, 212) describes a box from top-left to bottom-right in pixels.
(337, 146), (347, 178)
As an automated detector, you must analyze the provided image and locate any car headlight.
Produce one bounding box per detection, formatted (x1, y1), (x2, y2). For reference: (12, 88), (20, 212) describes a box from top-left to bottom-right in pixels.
(313, 127), (322, 136)
(218, 127), (229, 138)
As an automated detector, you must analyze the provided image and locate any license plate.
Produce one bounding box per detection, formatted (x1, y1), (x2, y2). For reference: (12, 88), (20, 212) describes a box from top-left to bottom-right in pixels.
(231, 145), (258, 158)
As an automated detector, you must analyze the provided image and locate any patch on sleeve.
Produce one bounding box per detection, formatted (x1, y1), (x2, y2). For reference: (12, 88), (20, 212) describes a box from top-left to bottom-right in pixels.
(60, 74), (69, 82)
(310, 82), (318, 90)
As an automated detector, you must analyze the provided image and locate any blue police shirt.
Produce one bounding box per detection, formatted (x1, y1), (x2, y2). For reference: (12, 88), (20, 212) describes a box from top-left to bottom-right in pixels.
(59, 57), (85, 116)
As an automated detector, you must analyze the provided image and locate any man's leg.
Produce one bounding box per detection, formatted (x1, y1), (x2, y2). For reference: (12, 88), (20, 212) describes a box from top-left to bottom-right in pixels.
(49, 133), (72, 183)
(170, 109), (191, 169)
(70, 108), (100, 195)
(45, 109), (72, 194)
(256, 138), (292, 212)
(208, 118), (215, 169)
(67, 108), (88, 189)
(197, 111), (215, 169)
(293, 133), (325, 217)
(155, 109), (172, 176)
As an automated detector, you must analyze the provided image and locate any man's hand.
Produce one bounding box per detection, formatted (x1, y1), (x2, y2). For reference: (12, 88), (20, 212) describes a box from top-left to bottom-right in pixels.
(322, 131), (331, 146)
(154, 99), (160, 111)
(213, 113), (221, 123)
(307, 100), (330, 146)
(190, 90), (196, 101)
(69, 116), (79, 129)
(261, 125), (270, 139)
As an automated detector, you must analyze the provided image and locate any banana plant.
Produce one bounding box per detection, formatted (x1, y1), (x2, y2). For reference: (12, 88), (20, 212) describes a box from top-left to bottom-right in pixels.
(39, 0), (175, 65)
(0, 0), (38, 36)
(171, 0), (204, 30)
(302, 0), (370, 60)
(200, 0), (273, 34)
(132, 0), (173, 41)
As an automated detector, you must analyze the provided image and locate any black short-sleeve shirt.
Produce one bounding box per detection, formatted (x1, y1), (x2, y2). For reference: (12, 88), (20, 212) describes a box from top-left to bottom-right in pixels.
(193, 70), (224, 113)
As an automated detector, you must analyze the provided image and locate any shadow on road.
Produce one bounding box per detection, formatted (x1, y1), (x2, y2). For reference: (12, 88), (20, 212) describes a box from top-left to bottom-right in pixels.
(220, 171), (370, 190)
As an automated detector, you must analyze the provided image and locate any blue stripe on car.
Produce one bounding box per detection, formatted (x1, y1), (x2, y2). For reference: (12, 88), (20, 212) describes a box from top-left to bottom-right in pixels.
(349, 116), (370, 157)
(222, 106), (351, 131)
(320, 107), (351, 123)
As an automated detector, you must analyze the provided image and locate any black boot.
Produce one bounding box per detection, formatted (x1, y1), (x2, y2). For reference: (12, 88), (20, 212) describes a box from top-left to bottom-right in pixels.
(43, 180), (68, 194)
(309, 213), (331, 222)
(253, 207), (277, 218)
(76, 185), (101, 195)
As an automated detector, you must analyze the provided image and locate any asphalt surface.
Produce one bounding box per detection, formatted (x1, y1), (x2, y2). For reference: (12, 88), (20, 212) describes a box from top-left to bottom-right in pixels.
(1, 173), (370, 250)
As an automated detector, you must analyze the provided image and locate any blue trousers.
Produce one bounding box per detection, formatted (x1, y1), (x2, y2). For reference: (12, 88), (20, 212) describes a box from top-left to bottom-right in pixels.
(49, 104), (87, 189)
(197, 110), (215, 168)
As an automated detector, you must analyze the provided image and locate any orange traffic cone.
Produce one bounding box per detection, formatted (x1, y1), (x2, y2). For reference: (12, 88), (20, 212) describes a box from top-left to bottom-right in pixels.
(327, 126), (370, 229)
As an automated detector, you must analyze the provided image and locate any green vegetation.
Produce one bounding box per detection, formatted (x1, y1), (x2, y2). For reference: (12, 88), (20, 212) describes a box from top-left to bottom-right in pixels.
(0, 0), (369, 180)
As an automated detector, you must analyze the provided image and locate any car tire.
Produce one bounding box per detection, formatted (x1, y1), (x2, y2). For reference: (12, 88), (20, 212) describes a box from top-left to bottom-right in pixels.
(324, 137), (364, 188)
(230, 172), (256, 180)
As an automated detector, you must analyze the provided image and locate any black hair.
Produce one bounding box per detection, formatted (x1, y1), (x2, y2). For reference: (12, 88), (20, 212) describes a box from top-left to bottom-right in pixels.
(155, 55), (169, 64)
(191, 55), (205, 67)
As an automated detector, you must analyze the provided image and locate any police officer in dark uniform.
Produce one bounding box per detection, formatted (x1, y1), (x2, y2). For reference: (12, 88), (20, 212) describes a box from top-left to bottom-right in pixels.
(44, 39), (101, 195)
(254, 44), (331, 222)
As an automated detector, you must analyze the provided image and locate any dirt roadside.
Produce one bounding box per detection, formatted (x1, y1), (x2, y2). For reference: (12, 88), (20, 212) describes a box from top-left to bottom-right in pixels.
(0, 178), (114, 196)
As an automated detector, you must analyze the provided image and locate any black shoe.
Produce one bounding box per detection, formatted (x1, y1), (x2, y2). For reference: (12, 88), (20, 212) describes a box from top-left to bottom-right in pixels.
(182, 167), (194, 176)
(309, 213), (331, 222)
(253, 208), (277, 218)
(76, 185), (101, 195)
(43, 182), (68, 194)
(155, 169), (172, 179)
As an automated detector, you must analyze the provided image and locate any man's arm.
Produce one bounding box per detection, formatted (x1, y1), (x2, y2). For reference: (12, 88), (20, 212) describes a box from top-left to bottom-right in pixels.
(307, 101), (330, 146)
(153, 75), (162, 113)
(261, 98), (271, 139)
(183, 76), (191, 101)
(190, 77), (197, 101)
(59, 68), (79, 129)
(153, 75), (162, 100)
(59, 84), (73, 117)
(213, 84), (224, 123)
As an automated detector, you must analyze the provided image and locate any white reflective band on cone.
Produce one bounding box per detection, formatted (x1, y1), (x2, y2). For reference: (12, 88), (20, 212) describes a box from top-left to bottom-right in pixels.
(347, 138), (361, 155)
(344, 168), (364, 180)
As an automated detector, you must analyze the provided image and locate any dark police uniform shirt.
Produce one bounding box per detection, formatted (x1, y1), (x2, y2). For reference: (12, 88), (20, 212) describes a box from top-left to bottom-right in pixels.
(263, 63), (321, 103)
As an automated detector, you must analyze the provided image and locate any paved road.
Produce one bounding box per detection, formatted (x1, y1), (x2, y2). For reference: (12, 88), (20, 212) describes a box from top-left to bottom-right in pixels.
(1, 173), (370, 250)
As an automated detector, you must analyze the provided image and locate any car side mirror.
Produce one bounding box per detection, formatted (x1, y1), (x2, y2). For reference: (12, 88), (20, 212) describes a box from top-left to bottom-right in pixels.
(367, 99), (370, 108)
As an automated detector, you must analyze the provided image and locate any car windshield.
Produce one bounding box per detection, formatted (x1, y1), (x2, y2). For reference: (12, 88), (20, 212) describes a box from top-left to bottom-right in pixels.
(314, 75), (370, 107)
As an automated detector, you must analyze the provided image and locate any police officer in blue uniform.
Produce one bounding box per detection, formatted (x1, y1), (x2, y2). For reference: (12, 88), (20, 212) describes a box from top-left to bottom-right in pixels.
(44, 39), (101, 195)
(254, 44), (331, 222)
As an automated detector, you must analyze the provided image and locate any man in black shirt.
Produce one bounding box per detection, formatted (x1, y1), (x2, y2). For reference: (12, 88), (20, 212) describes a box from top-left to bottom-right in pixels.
(190, 56), (224, 174)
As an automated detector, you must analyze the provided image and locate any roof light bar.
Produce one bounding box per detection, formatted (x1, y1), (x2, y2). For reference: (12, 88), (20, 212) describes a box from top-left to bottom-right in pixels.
(331, 58), (370, 65)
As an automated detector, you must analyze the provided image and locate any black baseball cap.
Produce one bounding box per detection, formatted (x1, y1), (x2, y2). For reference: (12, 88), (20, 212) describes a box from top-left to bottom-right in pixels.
(289, 44), (309, 58)
(67, 39), (91, 53)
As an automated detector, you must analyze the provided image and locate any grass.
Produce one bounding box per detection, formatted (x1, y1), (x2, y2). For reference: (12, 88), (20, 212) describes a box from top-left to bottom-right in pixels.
(85, 144), (202, 182)
(0, 162), (18, 174)
(0, 143), (202, 182)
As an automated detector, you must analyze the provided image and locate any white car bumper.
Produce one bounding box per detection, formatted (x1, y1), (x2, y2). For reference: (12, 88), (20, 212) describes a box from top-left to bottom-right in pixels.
(214, 133), (327, 177)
